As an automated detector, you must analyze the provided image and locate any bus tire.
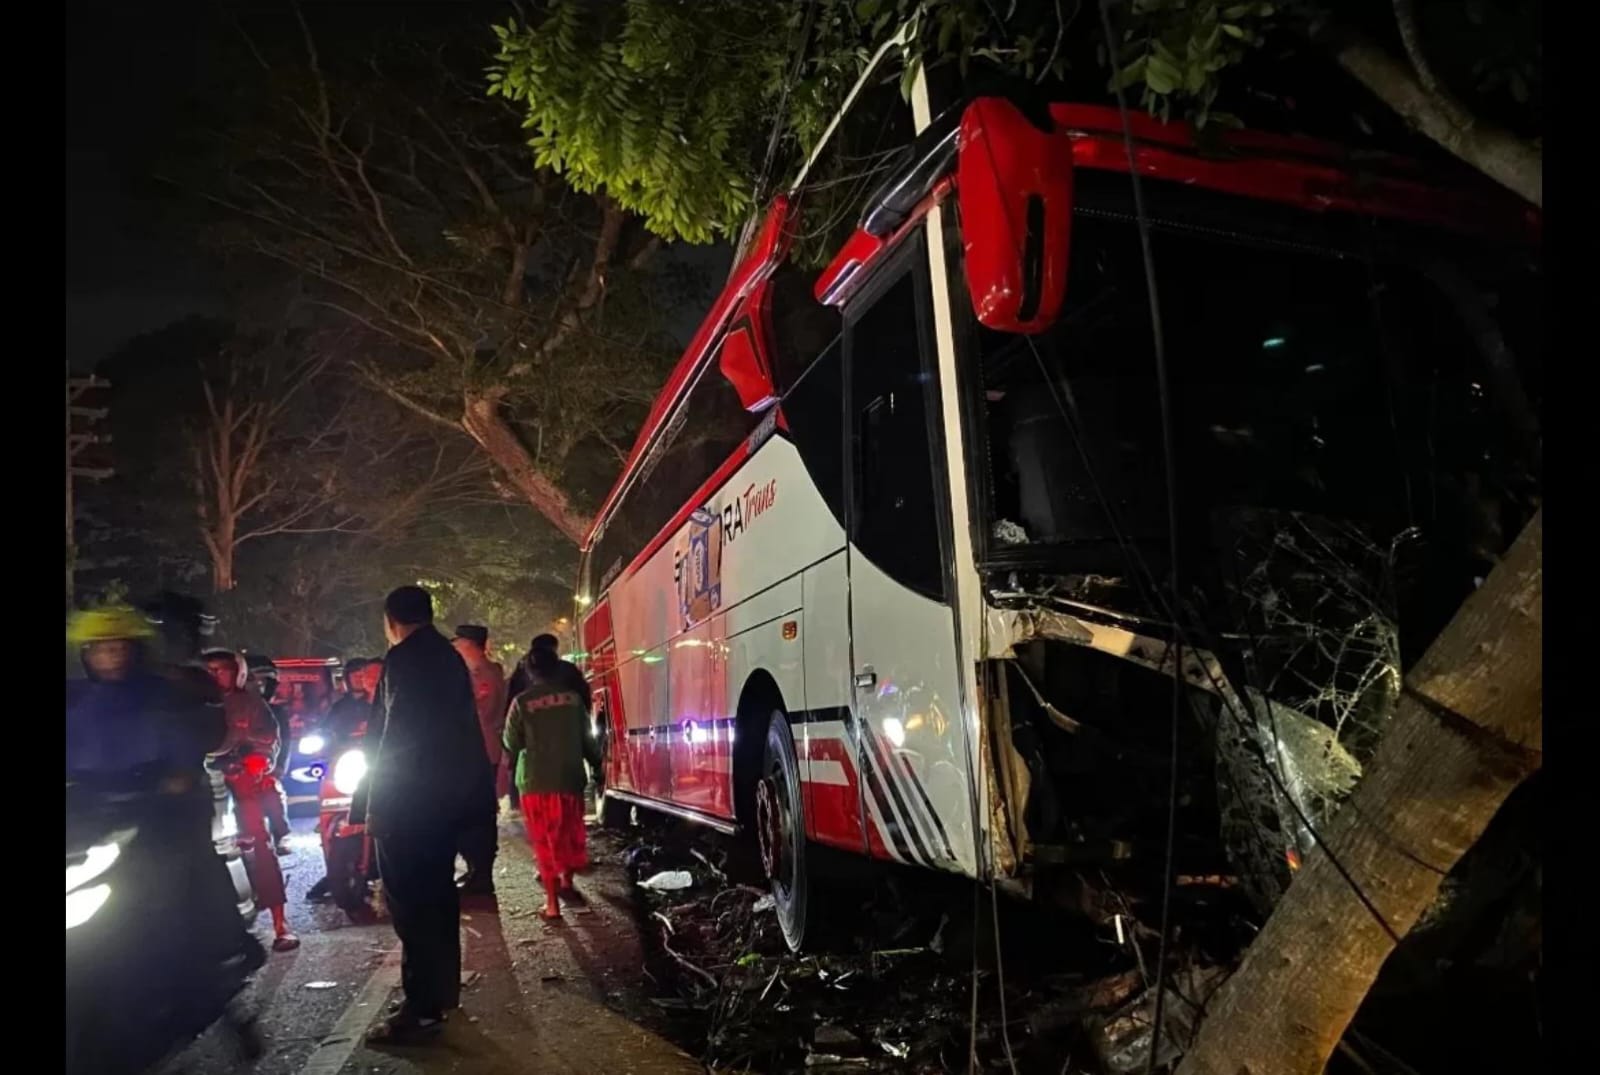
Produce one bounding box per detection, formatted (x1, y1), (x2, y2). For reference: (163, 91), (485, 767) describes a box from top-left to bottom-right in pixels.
(757, 711), (817, 952)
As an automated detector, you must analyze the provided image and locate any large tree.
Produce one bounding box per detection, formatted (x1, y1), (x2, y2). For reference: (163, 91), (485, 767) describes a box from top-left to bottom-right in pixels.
(1177, 511), (1541, 1075)
(189, 9), (688, 544)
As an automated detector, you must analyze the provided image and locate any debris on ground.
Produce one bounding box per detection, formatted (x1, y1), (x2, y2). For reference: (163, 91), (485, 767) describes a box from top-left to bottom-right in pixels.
(614, 819), (1255, 1074)
(638, 870), (696, 892)
(1087, 965), (1227, 1073)
(302, 981), (339, 991)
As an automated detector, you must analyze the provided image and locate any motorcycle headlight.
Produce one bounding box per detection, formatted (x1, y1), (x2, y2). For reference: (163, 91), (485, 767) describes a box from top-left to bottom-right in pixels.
(298, 734), (327, 755)
(65, 840), (122, 894)
(332, 749), (368, 796)
(66, 884), (111, 930)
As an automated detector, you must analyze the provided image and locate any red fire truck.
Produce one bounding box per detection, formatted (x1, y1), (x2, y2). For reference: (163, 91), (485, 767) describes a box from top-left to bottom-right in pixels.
(575, 39), (1540, 950)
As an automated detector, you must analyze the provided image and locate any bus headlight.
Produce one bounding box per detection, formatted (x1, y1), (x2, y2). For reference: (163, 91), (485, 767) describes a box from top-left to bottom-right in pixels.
(332, 749), (368, 796)
(298, 734), (326, 755)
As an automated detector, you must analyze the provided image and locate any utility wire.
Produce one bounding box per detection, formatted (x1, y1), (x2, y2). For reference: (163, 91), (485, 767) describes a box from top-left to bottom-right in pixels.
(1093, 2), (1183, 1070)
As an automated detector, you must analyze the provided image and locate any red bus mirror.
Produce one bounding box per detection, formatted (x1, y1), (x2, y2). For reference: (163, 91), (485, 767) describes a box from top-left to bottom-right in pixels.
(956, 97), (1074, 334)
(717, 323), (778, 413)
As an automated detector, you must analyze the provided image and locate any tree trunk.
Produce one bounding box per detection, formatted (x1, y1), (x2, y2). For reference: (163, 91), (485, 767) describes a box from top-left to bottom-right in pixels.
(205, 517), (238, 594)
(1318, 26), (1542, 208)
(1178, 510), (1541, 1075)
(460, 392), (593, 545)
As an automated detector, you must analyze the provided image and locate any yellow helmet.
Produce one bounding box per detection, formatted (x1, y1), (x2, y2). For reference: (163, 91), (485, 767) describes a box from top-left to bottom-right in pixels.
(67, 605), (156, 648)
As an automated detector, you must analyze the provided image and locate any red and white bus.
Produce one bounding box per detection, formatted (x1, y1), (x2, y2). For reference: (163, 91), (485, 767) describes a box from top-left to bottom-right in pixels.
(575, 43), (1540, 949)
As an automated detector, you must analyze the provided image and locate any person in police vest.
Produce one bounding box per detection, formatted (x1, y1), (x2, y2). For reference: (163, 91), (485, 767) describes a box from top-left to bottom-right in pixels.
(502, 635), (599, 920)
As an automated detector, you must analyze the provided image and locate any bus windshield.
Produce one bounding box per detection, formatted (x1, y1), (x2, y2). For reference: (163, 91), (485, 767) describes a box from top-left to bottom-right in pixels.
(967, 192), (1541, 608)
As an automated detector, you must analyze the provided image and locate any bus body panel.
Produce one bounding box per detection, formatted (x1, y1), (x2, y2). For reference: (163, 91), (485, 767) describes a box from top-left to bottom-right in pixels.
(798, 553), (864, 854)
(599, 436), (848, 824)
(844, 548), (974, 875)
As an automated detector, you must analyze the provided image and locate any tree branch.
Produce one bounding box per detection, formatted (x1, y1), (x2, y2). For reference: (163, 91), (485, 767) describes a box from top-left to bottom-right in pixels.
(537, 193), (626, 360)
(352, 363), (466, 433)
(1390, 0), (1473, 131)
(1313, 20), (1541, 207)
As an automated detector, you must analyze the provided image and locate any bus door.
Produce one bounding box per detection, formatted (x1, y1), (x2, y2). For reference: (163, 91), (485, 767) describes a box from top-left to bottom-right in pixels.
(842, 235), (967, 873)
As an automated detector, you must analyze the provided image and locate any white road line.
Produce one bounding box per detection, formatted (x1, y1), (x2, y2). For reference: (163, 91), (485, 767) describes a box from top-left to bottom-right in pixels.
(294, 946), (400, 1075)
(295, 917), (475, 1075)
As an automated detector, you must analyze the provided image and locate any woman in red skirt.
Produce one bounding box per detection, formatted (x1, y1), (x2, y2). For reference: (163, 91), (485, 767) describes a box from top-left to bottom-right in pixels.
(503, 637), (600, 920)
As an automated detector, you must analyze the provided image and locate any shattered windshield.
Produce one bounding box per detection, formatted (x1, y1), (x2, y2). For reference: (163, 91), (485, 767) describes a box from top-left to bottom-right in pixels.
(968, 190), (1540, 623)
(964, 180), (1540, 907)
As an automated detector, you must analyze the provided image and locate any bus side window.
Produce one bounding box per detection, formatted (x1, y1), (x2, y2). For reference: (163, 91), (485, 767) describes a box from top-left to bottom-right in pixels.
(779, 338), (845, 528)
(847, 268), (945, 600)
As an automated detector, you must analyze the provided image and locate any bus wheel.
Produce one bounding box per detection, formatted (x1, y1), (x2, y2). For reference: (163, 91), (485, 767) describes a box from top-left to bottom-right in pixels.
(757, 711), (813, 952)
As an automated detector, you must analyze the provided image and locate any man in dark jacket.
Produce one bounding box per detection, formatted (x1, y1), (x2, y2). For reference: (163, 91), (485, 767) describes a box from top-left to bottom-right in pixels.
(364, 586), (494, 1045)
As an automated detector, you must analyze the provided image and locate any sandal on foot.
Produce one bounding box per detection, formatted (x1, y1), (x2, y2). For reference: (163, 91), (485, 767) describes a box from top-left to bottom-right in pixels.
(272, 933), (301, 952)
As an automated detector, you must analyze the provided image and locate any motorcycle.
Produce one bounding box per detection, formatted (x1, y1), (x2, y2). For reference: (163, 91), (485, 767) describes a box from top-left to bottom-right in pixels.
(67, 777), (265, 1075)
(317, 738), (377, 920)
(206, 760), (259, 922)
(219, 751), (289, 915)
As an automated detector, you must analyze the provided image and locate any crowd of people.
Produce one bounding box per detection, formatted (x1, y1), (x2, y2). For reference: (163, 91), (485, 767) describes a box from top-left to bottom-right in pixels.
(65, 584), (599, 1050)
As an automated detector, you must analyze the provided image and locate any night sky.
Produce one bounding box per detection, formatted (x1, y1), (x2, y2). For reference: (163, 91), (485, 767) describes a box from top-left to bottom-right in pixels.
(65, 0), (227, 370)
(65, 0), (728, 370)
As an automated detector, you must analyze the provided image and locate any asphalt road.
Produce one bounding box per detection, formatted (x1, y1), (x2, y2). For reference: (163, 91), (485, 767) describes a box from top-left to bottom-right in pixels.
(153, 817), (700, 1075)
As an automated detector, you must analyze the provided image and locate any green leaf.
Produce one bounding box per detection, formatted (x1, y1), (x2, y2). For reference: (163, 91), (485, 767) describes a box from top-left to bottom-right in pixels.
(856, 0), (882, 20)
(1112, 55), (1148, 91)
(1146, 53), (1182, 95)
(1221, 24), (1246, 39)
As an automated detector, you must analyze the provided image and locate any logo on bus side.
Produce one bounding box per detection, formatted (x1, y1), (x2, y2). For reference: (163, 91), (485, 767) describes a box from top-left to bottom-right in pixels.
(675, 507), (723, 627)
(725, 478), (777, 545)
(672, 478), (778, 629)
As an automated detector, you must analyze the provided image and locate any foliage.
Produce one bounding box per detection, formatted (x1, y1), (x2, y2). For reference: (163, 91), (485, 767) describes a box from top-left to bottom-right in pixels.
(1099, 0), (1282, 125)
(491, 0), (1541, 259)
(490, 1), (774, 244)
